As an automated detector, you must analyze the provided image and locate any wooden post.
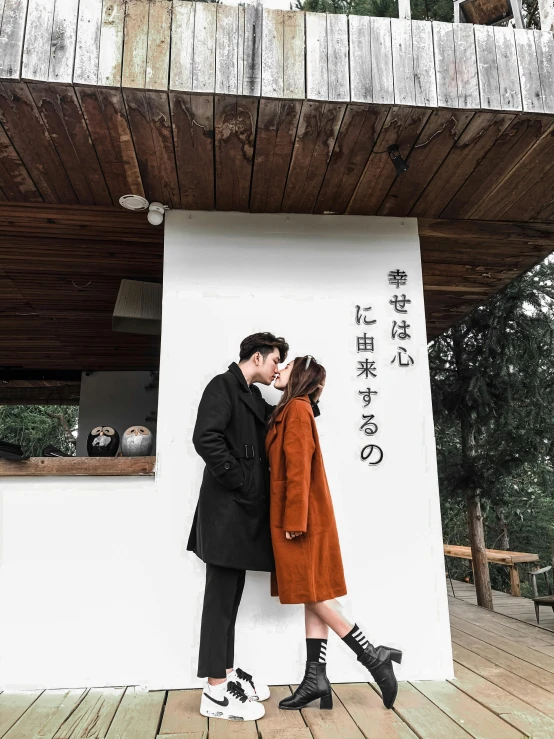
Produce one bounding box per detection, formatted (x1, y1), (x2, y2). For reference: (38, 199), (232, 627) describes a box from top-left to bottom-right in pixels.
(509, 564), (521, 596)
(509, 0), (525, 29)
(398, 0), (411, 19)
(539, 0), (554, 31)
(453, 0), (464, 22)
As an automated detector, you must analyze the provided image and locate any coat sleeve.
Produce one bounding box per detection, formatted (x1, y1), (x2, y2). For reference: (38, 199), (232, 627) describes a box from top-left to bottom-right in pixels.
(282, 410), (316, 532)
(192, 377), (244, 490)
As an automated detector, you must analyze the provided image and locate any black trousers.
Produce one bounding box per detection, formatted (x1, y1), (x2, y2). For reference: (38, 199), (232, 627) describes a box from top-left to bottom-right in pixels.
(197, 563), (246, 678)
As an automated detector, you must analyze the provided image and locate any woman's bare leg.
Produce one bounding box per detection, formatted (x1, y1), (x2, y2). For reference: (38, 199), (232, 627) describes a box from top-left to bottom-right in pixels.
(305, 599), (353, 638)
(305, 604), (329, 639)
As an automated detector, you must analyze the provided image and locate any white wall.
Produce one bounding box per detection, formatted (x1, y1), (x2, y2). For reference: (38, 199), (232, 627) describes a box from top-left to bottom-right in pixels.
(156, 212), (453, 686)
(77, 371), (158, 456)
(0, 212), (452, 690)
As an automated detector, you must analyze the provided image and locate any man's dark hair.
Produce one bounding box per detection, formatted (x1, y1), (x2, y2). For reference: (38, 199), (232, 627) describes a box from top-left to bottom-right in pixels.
(239, 332), (289, 363)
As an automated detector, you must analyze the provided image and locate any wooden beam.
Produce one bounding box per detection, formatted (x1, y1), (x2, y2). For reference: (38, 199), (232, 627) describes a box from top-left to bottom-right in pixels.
(0, 456), (156, 475)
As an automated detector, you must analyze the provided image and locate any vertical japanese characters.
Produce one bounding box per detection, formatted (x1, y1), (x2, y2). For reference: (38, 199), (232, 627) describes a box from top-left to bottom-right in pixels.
(355, 269), (414, 468)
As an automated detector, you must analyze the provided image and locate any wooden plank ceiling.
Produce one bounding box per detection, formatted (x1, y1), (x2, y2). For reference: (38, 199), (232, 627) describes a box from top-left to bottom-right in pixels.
(0, 2), (553, 378)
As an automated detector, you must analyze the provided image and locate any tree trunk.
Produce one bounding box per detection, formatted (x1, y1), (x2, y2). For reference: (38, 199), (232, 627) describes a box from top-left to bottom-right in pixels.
(453, 325), (494, 611)
(466, 490), (494, 609)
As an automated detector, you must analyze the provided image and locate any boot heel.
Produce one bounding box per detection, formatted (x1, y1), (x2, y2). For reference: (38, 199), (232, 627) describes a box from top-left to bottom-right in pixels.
(390, 649), (402, 664)
(320, 692), (333, 710)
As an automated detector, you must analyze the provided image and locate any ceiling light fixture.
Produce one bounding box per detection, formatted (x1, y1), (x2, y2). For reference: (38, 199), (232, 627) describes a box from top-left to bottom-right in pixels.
(387, 145), (409, 175)
(119, 194), (168, 226)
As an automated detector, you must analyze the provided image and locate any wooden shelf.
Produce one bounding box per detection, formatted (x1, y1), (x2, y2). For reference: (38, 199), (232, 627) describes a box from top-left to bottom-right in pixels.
(0, 457), (156, 477)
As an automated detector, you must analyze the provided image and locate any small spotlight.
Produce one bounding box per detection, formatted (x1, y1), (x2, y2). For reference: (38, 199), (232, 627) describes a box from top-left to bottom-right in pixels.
(387, 145), (409, 175)
(147, 201), (166, 226)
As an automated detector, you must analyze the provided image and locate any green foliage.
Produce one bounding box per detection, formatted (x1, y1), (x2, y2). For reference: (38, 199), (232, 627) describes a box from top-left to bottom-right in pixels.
(296, 0), (452, 21)
(0, 405), (78, 457)
(431, 259), (554, 593)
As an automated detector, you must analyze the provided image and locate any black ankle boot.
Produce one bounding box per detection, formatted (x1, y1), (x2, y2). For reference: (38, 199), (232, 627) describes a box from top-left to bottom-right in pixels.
(279, 662), (333, 710)
(358, 645), (402, 709)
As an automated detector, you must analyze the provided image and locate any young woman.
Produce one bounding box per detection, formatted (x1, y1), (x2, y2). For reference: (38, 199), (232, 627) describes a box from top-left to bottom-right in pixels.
(266, 355), (402, 711)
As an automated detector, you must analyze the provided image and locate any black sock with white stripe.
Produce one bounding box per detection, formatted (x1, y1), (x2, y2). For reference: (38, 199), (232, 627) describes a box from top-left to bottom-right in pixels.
(342, 624), (370, 657)
(306, 638), (327, 663)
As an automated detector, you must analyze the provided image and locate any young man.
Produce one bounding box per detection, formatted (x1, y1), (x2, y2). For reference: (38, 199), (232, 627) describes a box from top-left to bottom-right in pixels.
(188, 332), (289, 721)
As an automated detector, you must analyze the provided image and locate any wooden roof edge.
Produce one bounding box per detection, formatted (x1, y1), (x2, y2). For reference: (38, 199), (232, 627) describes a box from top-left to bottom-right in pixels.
(1, 2), (553, 115)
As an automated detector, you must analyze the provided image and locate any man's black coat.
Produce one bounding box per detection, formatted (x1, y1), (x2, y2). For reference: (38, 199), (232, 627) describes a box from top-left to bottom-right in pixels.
(187, 362), (275, 571)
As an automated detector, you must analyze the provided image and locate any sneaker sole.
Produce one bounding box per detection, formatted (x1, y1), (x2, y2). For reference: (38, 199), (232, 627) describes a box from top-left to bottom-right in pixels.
(200, 706), (263, 722)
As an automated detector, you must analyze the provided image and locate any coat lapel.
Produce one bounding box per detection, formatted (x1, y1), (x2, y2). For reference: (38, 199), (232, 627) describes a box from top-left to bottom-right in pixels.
(228, 363), (267, 425)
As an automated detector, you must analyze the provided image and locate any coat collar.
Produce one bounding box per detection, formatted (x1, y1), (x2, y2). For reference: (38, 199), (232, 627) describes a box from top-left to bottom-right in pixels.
(266, 395), (311, 451)
(228, 362), (266, 425)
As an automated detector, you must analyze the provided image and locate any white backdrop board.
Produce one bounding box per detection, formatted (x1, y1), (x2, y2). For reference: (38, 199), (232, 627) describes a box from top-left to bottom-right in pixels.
(156, 211), (453, 686)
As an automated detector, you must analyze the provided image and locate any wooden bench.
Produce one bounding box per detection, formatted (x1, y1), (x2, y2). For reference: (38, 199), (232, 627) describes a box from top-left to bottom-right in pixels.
(444, 544), (539, 597)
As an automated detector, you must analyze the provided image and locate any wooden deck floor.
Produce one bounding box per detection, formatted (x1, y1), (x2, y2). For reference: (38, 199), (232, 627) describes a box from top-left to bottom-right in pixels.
(3, 588), (554, 738)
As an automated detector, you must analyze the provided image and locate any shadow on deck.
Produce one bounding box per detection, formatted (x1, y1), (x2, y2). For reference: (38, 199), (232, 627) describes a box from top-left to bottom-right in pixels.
(3, 587), (554, 738)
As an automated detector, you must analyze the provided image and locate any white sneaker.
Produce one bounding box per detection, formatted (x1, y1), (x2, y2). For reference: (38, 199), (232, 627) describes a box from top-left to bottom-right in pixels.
(227, 667), (269, 701)
(200, 680), (265, 721)
(230, 667), (270, 701)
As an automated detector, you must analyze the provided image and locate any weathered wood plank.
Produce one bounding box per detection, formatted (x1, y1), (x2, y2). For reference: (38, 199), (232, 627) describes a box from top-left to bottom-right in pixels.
(22, 0), (55, 81)
(414, 679), (523, 739)
(327, 13), (349, 102)
(73, 0), (102, 86)
(2, 689), (86, 739)
(349, 15), (371, 104)
(412, 112), (513, 218)
(49, 0), (80, 84)
(392, 682), (477, 739)
(306, 11), (327, 101)
(257, 686), (305, 735)
(262, 8), (283, 98)
(371, 17), (394, 105)
(29, 82), (112, 205)
(0, 455), (156, 475)
(314, 104), (388, 214)
(379, 109), (474, 217)
(98, 0), (125, 87)
(105, 688), (165, 739)
(452, 641), (554, 719)
(0, 80), (77, 202)
(514, 28), (542, 113)
(535, 29), (554, 114)
(124, 89), (180, 207)
(250, 98), (301, 213)
(494, 26), (522, 111)
(0, 691), (43, 737)
(451, 661), (554, 736)
(470, 117), (554, 220)
(170, 0), (194, 92)
(283, 10), (304, 99)
(282, 101), (345, 213)
(159, 690), (207, 735)
(443, 114), (554, 219)
(170, 92), (214, 210)
(433, 21), (458, 108)
(192, 0), (216, 94)
(215, 95), (257, 212)
(301, 685), (366, 739)
(0, 0), (29, 79)
(475, 25), (501, 110)
(76, 86), (144, 201)
(0, 123), (42, 201)
(391, 19), (415, 107)
(122, 0), (149, 89)
(333, 683), (418, 739)
(241, 2), (262, 97)
(347, 106), (430, 215)
(412, 20), (437, 107)
(146, 0), (171, 91)
(453, 23), (480, 109)
(215, 4), (238, 95)
(53, 687), (125, 738)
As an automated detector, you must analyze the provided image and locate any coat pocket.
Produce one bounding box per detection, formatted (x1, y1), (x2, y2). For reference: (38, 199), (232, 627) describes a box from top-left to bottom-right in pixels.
(270, 480), (287, 528)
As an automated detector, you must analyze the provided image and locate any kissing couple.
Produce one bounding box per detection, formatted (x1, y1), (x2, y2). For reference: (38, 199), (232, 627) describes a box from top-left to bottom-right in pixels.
(187, 332), (402, 722)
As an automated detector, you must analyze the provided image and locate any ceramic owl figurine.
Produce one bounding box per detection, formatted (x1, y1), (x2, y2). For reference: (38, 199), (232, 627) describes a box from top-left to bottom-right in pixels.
(87, 426), (120, 457)
(121, 426), (154, 456)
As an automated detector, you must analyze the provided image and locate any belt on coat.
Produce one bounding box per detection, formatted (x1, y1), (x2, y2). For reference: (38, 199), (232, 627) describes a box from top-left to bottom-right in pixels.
(230, 445), (255, 459)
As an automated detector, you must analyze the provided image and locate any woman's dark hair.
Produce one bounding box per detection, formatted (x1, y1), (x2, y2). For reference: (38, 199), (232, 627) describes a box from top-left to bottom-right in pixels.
(239, 332), (289, 363)
(268, 356), (326, 429)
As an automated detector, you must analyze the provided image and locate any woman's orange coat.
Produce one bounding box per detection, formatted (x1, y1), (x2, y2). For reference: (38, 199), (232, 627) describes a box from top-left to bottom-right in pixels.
(266, 396), (347, 604)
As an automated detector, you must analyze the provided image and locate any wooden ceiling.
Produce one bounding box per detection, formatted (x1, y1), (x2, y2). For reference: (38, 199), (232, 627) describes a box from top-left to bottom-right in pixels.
(0, 3), (553, 380)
